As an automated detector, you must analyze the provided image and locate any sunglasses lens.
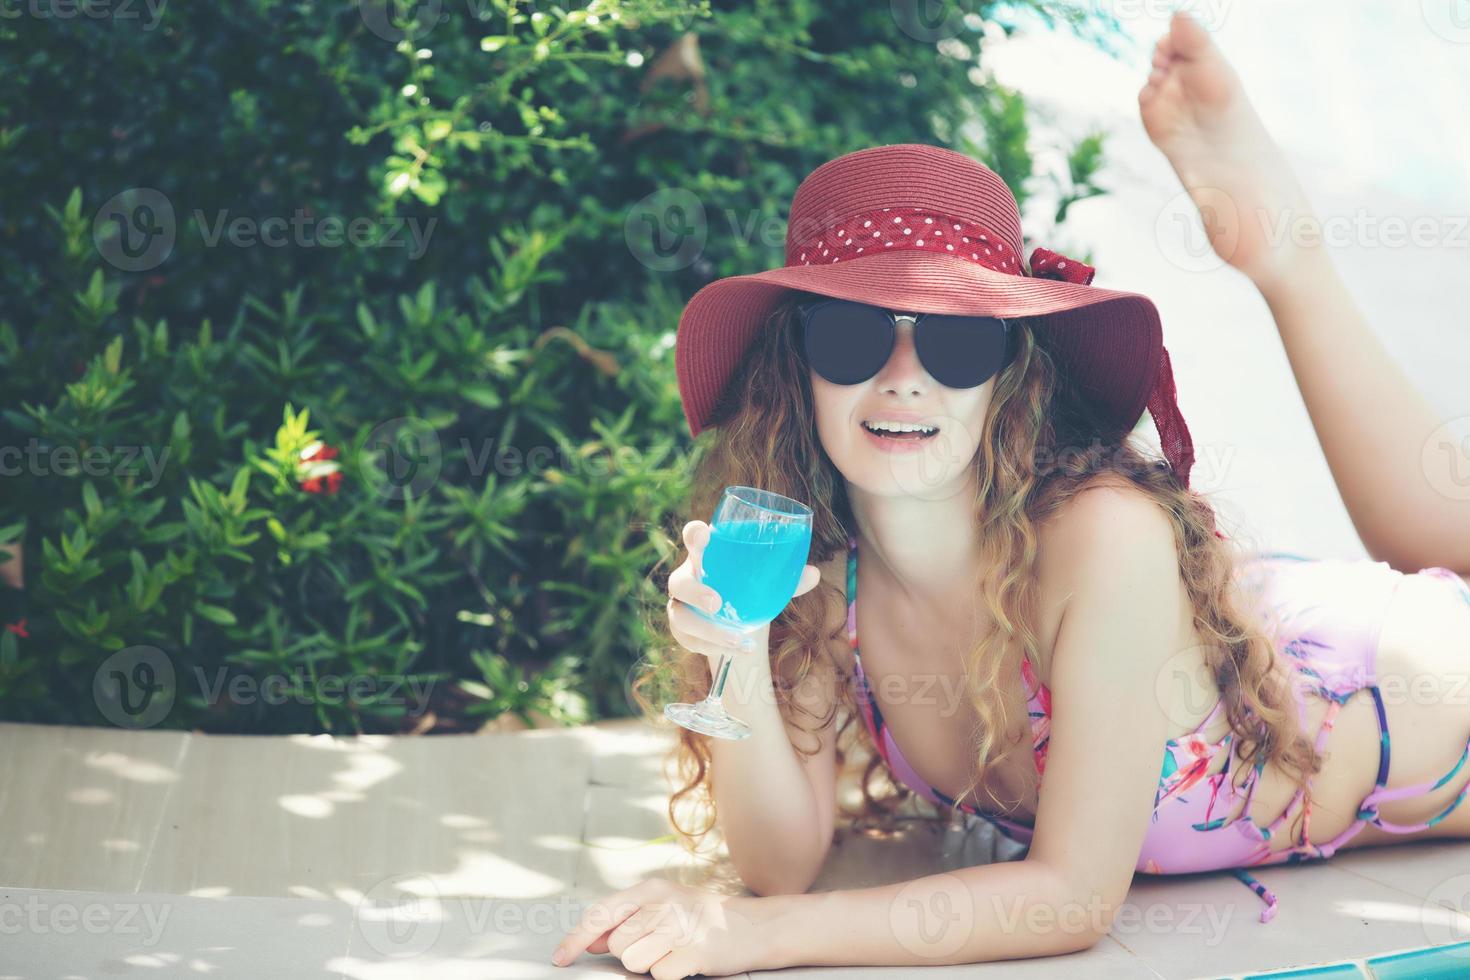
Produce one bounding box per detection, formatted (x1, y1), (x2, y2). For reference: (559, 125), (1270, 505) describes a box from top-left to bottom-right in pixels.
(803, 300), (894, 385)
(915, 315), (1011, 388)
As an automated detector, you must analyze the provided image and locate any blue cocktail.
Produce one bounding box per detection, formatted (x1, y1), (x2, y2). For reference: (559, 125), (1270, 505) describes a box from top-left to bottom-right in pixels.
(689, 517), (812, 631)
(664, 486), (814, 740)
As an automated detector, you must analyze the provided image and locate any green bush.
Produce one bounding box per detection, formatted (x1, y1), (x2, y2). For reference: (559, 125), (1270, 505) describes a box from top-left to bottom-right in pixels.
(0, 0), (1118, 733)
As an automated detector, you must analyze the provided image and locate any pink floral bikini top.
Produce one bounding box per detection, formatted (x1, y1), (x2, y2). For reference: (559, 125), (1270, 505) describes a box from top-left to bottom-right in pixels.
(844, 532), (1298, 922)
(846, 531), (1234, 822)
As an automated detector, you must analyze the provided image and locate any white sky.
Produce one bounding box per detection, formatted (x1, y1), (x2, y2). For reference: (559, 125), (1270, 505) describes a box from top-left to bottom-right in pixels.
(989, 1), (1470, 211)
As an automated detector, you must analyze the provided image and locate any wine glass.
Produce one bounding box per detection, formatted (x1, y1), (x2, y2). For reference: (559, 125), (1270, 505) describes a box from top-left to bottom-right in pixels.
(663, 485), (813, 740)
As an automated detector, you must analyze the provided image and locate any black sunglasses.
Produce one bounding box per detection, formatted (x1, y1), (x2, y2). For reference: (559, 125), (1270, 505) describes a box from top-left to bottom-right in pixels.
(797, 297), (1015, 389)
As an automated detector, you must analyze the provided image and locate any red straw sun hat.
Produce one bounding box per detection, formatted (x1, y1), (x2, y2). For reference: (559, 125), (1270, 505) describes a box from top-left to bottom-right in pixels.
(673, 142), (1197, 488)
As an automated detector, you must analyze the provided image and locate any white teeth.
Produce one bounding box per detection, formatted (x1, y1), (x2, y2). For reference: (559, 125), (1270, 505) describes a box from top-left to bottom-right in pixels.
(863, 420), (938, 434)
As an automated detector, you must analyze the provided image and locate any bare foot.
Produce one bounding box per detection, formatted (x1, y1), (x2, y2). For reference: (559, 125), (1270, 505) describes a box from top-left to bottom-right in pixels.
(1138, 11), (1317, 289)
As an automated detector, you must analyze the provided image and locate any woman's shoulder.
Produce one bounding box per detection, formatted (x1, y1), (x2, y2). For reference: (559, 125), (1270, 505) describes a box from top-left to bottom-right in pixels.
(1031, 471), (1185, 684)
(1054, 469), (1158, 510)
(1037, 471), (1176, 553)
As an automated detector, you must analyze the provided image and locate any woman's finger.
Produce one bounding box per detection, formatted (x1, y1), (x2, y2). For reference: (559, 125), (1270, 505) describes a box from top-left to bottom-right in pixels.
(669, 560), (722, 614)
(619, 929), (676, 977)
(666, 597), (750, 654)
(554, 888), (643, 966)
(681, 520), (710, 579)
(606, 907), (658, 959)
(792, 563), (821, 598)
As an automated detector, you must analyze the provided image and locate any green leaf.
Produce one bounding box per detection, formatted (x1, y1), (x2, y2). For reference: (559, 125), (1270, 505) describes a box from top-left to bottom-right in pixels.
(463, 385), (502, 409)
(458, 679), (494, 700)
(229, 467), (251, 506)
(0, 521), (24, 558)
(194, 603), (237, 626)
(81, 481), (101, 518)
(411, 171), (446, 206)
(356, 302), (378, 339)
(103, 334), (123, 374)
(386, 170), (413, 198)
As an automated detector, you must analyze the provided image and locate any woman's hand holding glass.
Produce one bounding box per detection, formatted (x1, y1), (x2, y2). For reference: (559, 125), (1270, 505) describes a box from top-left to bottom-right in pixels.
(667, 502), (829, 740)
(667, 520), (815, 659)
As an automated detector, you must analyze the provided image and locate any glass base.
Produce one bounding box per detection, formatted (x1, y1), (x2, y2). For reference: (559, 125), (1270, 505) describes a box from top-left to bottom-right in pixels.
(664, 699), (752, 740)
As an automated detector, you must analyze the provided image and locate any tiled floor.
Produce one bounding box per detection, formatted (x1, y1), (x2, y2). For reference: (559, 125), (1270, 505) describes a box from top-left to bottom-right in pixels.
(2, 717), (1469, 978)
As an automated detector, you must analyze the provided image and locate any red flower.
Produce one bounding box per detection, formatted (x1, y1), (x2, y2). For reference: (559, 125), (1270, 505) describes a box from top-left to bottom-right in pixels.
(301, 471), (343, 495)
(296, 441), (343, 495)
(4, 618), (29, 638)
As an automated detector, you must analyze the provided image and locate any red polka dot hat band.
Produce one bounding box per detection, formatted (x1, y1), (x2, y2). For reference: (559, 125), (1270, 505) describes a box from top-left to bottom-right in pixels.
(674, 142), (1198, 489)
(791, 206), (1096, 286)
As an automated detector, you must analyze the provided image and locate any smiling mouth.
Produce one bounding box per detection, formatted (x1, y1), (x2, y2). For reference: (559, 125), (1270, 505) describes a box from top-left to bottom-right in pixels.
(861, 421), (940, 441)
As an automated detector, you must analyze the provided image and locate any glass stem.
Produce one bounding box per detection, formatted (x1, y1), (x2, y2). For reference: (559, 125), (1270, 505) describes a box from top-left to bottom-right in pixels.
(708, 654), (733, 705)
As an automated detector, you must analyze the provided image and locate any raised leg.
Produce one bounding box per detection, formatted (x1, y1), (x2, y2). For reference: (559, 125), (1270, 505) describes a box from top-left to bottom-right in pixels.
(1138, 11), (1470, 574)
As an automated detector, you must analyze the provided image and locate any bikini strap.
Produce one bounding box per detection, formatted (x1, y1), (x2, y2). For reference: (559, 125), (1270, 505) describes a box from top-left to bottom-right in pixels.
(1200, 695), (1227, 729)
(1359, 734), (1470, 830)
(1229, 869), (1280, 923)
(845, 532), (860, 653)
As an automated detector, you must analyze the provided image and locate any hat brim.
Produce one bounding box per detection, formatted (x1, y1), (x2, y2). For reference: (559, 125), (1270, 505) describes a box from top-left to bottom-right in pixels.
(675, 248), (1161, 439)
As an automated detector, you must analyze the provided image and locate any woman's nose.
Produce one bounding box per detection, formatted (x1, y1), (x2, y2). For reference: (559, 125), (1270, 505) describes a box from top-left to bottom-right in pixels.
(875, 317), (930, 392)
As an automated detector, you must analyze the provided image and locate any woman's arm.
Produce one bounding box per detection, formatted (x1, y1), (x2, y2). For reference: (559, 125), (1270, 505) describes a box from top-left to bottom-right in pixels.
(708, 633), (840, 896)
(752, 484), (1185, 968)
(1253, 245), (1470, 575)
(704, 550), (850, 896)
(752, 856), (1106, 966)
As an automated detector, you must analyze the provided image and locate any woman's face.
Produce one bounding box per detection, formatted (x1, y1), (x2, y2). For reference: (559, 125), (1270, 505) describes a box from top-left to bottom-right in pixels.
(809, 308), (998, 502)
